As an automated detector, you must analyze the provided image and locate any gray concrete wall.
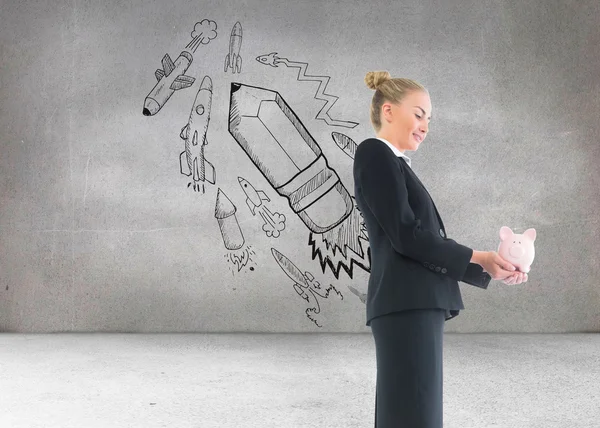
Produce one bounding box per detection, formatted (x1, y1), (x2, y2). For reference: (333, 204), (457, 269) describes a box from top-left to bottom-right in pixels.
(1, 0), (599, 333)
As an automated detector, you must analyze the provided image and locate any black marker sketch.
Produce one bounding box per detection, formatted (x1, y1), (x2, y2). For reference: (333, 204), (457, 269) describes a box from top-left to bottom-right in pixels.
(224, 21), (243, 73)
(224, 245), (256, 276)
(347, 285), (367, 304)
(215, 188), (244, 250)
(186, 19), (218, 53)
(309, 197), (371, 280)
(255, 52), (358, 129)
(229, 82), (371, 279)
(180, 75), (215, 193)
(143, 51), (195, 116)
(238, 176), (286, 238)
(331, 132), (357, 159)
(228, 82), (352, 233)
(271, 248), (343, 328)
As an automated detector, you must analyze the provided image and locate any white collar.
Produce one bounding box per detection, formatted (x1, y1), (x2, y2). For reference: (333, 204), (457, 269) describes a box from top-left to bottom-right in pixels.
(375, 137), (412, 168)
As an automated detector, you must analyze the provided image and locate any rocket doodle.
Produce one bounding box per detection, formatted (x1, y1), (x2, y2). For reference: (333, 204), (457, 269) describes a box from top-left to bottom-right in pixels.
(179, 76), (215, 193)
(143, 51), (195, 116)
(224, 21), (243, 73)
(215, 188), (244, 250)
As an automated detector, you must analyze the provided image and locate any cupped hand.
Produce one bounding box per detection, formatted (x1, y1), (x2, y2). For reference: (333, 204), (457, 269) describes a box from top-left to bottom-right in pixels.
(502, 271), (528, 285)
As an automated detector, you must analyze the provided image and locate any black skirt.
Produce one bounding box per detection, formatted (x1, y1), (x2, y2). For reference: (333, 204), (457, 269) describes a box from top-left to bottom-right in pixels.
(370, 308), (446, 428)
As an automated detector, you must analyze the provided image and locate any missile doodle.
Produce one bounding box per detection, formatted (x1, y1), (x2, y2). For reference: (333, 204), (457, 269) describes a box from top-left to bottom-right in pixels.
(228, 82), (353, 234)
(331, 132), (357, 159)
(180, 76), (216, 193)
(143, 51), (195, 116)
(215, 188), (244, 250)
(224, 21), (243, 73)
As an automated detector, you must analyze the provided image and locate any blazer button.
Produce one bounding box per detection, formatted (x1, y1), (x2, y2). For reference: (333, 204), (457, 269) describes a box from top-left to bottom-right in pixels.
(435, 266), (441, 272)
(439, 229), (446, 238)
(430, 265), (435, 270)
(441, 268), (447, 274)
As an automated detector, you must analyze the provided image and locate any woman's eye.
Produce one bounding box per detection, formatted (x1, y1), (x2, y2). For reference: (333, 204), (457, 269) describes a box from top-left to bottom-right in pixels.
(415, 114), (421, 119)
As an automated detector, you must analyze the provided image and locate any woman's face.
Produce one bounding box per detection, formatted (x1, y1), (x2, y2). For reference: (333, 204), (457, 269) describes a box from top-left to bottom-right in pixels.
(380, 90), (432, 151)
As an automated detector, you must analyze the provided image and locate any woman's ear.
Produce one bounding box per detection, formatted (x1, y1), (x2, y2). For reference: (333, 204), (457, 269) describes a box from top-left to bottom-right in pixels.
(381, 103), (393, 123)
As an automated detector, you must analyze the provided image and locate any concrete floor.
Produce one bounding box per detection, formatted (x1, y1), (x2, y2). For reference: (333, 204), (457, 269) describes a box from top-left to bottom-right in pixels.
(0, 333), (598, 428)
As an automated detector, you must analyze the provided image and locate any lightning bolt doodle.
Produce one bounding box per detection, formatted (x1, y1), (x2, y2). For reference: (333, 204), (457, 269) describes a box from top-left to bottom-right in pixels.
(255, 52), (359, 129)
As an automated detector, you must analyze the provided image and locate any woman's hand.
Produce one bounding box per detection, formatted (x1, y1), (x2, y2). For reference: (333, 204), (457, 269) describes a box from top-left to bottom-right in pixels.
(478, 251), (517, 280)
(501, 271), (528, 285)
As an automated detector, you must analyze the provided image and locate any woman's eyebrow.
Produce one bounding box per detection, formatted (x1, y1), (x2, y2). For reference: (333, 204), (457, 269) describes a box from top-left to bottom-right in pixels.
(414, 106), (432, 120)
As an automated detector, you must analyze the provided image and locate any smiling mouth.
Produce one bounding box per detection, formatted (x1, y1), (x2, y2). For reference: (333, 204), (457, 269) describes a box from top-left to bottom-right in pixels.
(413, 134), (423, 143)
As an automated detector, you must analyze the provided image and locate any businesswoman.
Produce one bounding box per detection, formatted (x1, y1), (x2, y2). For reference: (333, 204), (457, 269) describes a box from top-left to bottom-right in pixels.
(353, 71), (528, 427)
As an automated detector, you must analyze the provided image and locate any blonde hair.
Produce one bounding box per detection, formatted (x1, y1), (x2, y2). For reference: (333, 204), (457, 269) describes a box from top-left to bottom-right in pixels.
(364, 71), (428, 131)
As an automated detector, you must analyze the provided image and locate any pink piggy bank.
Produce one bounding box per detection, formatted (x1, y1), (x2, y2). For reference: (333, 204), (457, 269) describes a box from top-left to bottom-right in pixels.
(497, 226), (536, 273)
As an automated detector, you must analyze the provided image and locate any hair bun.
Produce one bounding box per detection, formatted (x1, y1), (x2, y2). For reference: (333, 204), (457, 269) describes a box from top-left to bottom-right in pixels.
(365, 71), (391, 90)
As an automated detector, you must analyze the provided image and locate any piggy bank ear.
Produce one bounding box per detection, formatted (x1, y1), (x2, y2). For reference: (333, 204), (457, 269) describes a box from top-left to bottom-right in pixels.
(523, 228), (536, 241)
(499, 226), (513, 241)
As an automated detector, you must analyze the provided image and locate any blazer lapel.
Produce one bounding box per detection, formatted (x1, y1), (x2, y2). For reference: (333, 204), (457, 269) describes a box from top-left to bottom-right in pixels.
(399, 158), (446, 232)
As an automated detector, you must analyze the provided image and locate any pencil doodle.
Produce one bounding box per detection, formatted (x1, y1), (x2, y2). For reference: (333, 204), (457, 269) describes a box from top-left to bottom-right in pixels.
(224, 21), (243, 73)
(229, 82), (371, 279)
(215, 188), (244, 250)
(186, 19), (218, 53)
(331, 132), (357, 159)
(238, 176), (286, 238)
(179, 75), (215, 193)
(228, 82), (353, 233)
(142, 51), (195, 116)
(271, 248), (343, 328)
(255, 52), (358, 129)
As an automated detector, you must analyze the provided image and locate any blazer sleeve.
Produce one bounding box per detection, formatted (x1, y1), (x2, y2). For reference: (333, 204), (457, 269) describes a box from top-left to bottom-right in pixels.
(461, 263), (492, 289)
(355, 140), (473, 283)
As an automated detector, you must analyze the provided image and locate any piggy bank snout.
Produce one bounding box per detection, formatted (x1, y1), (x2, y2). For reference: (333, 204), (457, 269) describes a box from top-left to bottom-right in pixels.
(509, 246), (525, 258)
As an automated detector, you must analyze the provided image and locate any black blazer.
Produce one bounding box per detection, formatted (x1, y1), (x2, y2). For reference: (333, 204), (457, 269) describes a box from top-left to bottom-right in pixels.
(353, 138), (491, 326)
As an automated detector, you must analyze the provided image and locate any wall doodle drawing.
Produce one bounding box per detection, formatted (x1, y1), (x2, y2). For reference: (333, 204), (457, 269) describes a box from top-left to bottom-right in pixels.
(271, 248), (343, 328)
(308, 197), (371, 280)
(215, 188), (254, 273)
(224, 21), (243, 73)
(255, 52), (358, 129)
(215, 188), (244, 250)
(186, 19), (218, 53)
(179, 75), (216, 193)
(238, 176), (286, 238)
(142, 51), (195, 116)
(228, 82), (371, 280)
(331, 132), (357, 159)
(347, 285), (367, 304)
